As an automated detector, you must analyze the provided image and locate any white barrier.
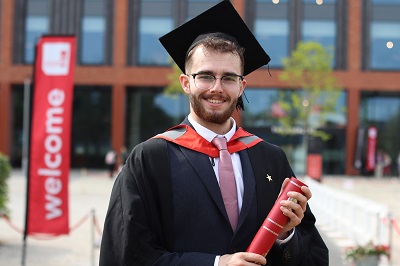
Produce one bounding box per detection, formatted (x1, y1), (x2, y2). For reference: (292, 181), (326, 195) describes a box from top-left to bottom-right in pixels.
(304, 177), (391, 247)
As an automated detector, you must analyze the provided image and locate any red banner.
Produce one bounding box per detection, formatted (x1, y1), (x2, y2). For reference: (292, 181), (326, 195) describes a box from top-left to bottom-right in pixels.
(27, 36), (76, 235)
(307, 154), (322, 181)
(366, 126), (378, 172)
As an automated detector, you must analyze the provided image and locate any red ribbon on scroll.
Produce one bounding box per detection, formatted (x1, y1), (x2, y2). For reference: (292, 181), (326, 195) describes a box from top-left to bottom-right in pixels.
(247, 177), (307, 256)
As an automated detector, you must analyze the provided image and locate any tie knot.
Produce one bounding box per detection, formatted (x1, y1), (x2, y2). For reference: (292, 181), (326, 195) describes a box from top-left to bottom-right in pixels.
(212, 137), (227, 151)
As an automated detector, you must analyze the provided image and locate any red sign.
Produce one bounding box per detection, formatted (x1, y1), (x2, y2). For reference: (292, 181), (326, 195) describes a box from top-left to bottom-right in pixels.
(307, 154), (322, 181)
(366, 126), (378, 171)
(27, 36), (76, 235)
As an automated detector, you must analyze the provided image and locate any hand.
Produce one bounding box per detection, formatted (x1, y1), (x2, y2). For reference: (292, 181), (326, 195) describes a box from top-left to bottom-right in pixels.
(278, 178), (312, 237)
(219, 252), (266, 265)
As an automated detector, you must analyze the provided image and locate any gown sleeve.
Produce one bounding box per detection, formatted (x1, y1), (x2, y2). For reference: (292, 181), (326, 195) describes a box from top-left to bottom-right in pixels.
(270, 206), (329, 266)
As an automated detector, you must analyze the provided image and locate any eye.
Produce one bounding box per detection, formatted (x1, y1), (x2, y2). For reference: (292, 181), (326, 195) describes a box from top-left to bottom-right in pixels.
(197, 74), (214, 81)
(222, 75), (237, 83)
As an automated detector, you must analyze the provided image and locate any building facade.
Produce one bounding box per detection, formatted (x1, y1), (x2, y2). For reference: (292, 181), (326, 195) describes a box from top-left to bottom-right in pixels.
(0, 0), (399, 176)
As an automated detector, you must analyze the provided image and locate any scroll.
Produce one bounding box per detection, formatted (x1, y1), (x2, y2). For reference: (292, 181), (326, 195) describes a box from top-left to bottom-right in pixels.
(246, 177), (307, 256)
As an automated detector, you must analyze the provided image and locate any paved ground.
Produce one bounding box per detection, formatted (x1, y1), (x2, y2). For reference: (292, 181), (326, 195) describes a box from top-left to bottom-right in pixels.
(0, 169), (110, 266)
(0, 170), (399, 266)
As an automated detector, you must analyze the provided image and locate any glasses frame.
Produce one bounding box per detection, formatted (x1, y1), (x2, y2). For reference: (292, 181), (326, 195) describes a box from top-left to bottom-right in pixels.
(187, 73), (244, 91)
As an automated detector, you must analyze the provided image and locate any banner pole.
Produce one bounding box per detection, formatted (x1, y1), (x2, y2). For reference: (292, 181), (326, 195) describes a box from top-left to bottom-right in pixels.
(22, 36), (39, 266)
(22, 78), (31, 176)
(91, 209), (95, 266)
(389, 213), (393, 266)
(21, 78), (31, 266)
(21, 236), (27, 266)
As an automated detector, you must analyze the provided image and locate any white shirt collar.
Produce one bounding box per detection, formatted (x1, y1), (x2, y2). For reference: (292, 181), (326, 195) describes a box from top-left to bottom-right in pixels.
(187, 114), (236, 142)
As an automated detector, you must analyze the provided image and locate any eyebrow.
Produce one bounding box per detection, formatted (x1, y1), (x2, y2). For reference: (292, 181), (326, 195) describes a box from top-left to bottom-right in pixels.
(194, 70), (241, 76)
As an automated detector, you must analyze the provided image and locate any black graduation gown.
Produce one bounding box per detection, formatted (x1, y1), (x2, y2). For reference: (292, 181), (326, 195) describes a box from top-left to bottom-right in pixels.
(99, 129), (329, 266)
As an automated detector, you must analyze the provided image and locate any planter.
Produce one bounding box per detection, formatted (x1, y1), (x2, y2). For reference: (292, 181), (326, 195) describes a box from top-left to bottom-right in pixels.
(353, 255), (379, 266)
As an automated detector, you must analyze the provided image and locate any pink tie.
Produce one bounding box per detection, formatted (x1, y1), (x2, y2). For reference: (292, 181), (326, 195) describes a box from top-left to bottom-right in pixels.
(212, 137), (239, 231)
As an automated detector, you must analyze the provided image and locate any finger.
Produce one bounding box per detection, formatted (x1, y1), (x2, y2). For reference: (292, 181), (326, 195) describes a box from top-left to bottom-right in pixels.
(281, 201), (304, 220)
(287, 191), (308, 211)
(280, 206), (302, 229)
(243, 253), (267, 265)
(301, 186), (312, 200)
(280, 197), (305, 222)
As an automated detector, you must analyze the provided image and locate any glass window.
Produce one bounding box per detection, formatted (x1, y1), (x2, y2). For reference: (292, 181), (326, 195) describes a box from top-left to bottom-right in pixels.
(372, 0), (400, 4)
(301, 0), (337, 66)
(71, 86), (112, 168)
(360, 92), (400, 124)
(24, 0), (50, 63)
(243, 88), (346, 175)
(125, 87), (189, 148)
(187, 0), (218, 19)
(302, 20), (335, 49)
(249, 0), (345, 69)
(367, 0), (400, 70)
(303, 0), (336, 3)
(137, 0), (174, 66)
(18, 0), (112, 65)
(255, 20), (289, 68)
(360, 91), (400, 174)
(370, 22), (400, 70)
(80, 0), (107, 64)
(254, 0), (289, 68)
(242, 89), (281, 127)
(138, 17), (173, 65)
(10, 86), (25, 167)
(134, 0), (217, 66)
(81, 17), (106, 64)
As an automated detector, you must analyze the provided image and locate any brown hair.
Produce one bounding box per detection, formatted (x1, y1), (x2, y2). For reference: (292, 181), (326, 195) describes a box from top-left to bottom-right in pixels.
(185, 35), (245, 74)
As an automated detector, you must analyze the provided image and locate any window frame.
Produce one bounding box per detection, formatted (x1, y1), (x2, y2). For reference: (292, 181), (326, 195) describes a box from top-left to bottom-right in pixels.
(13, 0), (114, 65)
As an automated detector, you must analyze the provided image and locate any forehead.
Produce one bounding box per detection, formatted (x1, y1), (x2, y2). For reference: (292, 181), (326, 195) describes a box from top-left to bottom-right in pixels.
(188, 46), (242, 74)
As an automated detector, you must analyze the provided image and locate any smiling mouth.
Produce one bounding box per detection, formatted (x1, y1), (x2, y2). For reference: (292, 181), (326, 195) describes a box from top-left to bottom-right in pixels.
(207, 98), (224, 104)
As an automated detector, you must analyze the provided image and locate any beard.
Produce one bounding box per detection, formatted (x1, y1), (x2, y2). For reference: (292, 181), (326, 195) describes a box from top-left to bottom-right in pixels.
(189, 92), (237, 125)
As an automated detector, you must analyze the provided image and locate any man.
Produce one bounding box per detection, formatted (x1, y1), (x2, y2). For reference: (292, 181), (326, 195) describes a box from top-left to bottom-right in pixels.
(99, 1), (328, 265)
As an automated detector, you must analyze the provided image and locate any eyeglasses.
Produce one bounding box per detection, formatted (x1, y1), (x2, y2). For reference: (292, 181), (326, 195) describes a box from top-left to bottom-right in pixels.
(187, 73), (244, 91)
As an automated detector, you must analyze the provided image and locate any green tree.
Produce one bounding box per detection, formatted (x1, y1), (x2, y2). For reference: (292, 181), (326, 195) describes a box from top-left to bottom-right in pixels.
(275, 41), (343, 176)
(277, 41), (342, 147)
(164, 61), (184, 95)
(0, 153), (11, 215)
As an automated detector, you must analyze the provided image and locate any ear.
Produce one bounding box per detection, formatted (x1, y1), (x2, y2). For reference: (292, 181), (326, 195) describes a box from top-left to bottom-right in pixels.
(179, 74), (191, 94)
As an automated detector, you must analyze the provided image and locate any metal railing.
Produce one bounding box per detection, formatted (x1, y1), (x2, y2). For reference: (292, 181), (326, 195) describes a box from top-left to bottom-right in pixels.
(304, 177), (391, 248)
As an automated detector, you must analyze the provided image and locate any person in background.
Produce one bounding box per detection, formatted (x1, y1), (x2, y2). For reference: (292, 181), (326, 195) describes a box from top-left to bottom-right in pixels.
(383, 152), (392, 177)
(99, 1), (328, 265)
(104, 148), (117, 178)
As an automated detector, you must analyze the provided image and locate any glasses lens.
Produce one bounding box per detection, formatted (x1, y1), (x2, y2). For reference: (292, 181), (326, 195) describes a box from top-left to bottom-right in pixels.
(221, 75), (240, 91)
(194, 74), (215, 90)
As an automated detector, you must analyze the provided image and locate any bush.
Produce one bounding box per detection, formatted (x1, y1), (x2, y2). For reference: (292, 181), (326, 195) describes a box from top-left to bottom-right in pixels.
(0, 153), (11, 215)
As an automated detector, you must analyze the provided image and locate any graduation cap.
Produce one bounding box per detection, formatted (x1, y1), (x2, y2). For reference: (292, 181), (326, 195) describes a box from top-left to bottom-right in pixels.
(159, 0), (271, 76)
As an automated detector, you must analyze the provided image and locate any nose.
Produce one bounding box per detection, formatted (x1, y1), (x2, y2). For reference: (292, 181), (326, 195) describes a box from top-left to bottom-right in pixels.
(209, 78), (224, 92)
